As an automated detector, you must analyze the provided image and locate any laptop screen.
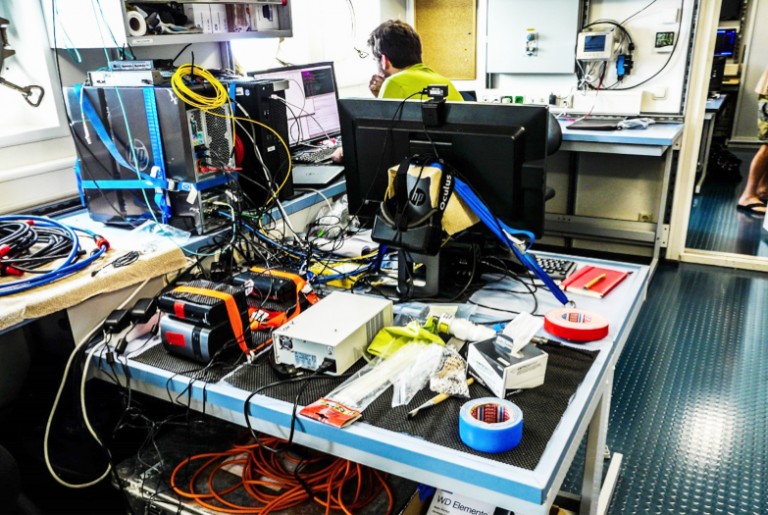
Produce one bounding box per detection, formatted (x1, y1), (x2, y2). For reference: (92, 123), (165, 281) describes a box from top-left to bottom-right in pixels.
(249, 62), (341, 148)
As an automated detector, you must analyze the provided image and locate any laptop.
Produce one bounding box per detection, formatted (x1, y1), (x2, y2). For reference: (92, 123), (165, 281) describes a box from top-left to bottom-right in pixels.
(291, 164), (345, 187)
(249, 61), (342, 161)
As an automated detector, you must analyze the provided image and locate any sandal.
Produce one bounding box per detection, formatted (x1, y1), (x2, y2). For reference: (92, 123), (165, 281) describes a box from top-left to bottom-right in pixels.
(736, 202), (767, 214)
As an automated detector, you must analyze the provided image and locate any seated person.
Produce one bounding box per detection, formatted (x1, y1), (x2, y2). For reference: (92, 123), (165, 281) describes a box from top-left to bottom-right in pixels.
(332, 20), (462, 163)
(368, 19), (463, 101)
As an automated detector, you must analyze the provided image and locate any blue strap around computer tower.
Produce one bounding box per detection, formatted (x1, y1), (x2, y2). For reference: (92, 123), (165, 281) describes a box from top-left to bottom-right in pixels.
(73, 159), (86, 207)
(228, 82), (237, 117)
(143, 87), (172, 223)
(73, 84), (169, 192)
(73, 83), (174, 222)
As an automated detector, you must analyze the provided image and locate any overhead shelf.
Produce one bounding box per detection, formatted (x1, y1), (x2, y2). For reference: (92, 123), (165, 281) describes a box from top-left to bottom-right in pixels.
(128, 29), (293, 46)
(42, 0), (293, 49)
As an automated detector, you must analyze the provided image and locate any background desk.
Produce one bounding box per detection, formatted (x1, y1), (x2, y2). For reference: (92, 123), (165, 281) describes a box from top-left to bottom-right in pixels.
(95, 254), (649, 515)
(694, 95), (728, 194)
(546, 122), (683, 273)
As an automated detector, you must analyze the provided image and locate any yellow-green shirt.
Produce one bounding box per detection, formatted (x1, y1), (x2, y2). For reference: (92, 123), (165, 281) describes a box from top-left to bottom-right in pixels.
(380, 63), (464, 101)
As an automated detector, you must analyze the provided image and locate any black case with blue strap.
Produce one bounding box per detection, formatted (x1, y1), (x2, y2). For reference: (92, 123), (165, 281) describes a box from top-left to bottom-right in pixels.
(64, 85), (236, 235)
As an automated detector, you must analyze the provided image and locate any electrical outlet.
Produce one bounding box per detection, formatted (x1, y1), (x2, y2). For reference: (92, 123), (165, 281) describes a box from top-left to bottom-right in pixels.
(638, 211), (652, 223)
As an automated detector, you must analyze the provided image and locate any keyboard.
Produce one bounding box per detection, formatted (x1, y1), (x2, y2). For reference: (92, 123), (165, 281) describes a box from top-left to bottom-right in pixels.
(533, 255), (577, 281)
(292, 146), (339, 164)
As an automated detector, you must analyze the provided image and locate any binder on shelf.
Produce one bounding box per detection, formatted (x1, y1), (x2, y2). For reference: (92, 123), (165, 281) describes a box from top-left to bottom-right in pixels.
(560, 265), (629, 298)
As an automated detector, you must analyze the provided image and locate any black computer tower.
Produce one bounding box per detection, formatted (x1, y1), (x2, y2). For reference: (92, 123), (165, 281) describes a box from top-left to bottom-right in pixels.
(64, 85), (235, 234)
(228, 79), (293, 203)
(709, 56), (727, 96)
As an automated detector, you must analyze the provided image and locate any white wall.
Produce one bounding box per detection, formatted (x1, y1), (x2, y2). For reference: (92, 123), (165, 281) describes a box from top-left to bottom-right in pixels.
(481, 0), (696, 115)
(0, 0), (73, 213)
(0, 1), (68, 147)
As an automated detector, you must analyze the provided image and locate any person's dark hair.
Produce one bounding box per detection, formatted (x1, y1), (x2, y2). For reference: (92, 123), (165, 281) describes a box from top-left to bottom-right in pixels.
(368, 20), (422, 69)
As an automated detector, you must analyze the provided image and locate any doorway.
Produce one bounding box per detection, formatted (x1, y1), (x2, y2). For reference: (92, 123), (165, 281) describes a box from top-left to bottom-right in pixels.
(686, 0), (768, 258)
(687, 147), (768, 256)
(669, 0), (768, 272)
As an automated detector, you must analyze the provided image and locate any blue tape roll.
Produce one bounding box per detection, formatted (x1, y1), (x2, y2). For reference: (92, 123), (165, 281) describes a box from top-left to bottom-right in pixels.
(459, 397), (523, 453)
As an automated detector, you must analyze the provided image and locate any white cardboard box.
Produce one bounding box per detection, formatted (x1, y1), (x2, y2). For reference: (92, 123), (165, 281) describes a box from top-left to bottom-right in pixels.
(468, 338), (548, 398)
(209, 5), (228, 33)
(249, 4), (280, 31)
(184, 5), (212, 34)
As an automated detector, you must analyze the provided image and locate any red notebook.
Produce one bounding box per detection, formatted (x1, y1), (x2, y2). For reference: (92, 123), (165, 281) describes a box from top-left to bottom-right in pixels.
(560, 265), (630, 298)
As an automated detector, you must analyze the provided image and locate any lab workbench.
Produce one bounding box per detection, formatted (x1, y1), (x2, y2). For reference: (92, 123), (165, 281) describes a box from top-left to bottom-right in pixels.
(0, 181), (346, 338)
(695, 95), (729, 194)
(548, 121), (684, 274)
(92, 253), (649, 515)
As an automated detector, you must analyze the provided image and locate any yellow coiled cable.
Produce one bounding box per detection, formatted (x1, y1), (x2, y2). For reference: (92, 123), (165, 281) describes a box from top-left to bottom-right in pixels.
(170, 64), (293, 204)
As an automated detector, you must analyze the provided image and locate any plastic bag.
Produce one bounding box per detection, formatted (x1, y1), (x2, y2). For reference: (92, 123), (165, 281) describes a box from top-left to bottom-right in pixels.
(131, 220), (191, 242)
(430, 346), (470, 398)
(300, 342), (425, 427)
(391, 343), (444, 407)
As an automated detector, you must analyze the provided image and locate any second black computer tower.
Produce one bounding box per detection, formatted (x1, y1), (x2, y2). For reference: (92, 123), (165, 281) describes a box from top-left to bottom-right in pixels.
(709, 56), (727, 96)
(229, 79), (293, 203)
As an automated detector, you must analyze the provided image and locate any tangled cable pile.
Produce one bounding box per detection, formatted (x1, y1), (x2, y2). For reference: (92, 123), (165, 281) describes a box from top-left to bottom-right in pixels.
(0, 215), (109, 296)
(170, 435), (393, 514)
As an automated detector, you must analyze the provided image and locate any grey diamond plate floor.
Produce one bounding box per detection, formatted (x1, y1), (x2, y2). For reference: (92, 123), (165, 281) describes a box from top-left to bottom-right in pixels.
(562, 261), (768, 514)
(687, 147), (768, 257)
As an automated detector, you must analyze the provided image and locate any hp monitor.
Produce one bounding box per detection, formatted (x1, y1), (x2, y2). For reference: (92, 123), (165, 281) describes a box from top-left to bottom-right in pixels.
(338, 98), (555, 239)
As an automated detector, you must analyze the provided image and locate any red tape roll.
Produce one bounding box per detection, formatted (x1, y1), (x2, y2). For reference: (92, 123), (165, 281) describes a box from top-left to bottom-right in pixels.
(544, 308), (609, 342)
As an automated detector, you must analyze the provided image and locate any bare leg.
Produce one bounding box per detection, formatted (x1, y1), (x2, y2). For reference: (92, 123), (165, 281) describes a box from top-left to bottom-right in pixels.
(757, 144), (768, 198)
(738, 144), (768, 212)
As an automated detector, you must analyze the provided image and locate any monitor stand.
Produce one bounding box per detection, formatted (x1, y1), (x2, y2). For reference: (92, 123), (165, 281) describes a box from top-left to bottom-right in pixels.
(397, 250), (440, 300)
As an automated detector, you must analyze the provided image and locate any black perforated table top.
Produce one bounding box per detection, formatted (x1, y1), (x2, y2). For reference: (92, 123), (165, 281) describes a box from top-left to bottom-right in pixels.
(131, 341), (596, 471)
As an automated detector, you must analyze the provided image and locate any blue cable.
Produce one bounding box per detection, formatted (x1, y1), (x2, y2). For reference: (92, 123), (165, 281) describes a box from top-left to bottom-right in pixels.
(236, 218), (375, 283)
(453, 178), (570, 306)
(307, 264), (372, 284)
(0, 216), (109, 296)
(239, 218), (376, 264)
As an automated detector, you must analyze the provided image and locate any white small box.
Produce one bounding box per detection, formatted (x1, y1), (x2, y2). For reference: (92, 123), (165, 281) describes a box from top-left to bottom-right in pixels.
(467, 338), (548, 398)
(209, 5), (229, 34)
(273, 292), (393, 375)
(184, 5), (212, 34)
(249, 4), (280, 31)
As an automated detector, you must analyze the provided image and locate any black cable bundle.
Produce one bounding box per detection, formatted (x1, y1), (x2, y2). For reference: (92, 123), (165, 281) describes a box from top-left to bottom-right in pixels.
(0, 219), (81, 275)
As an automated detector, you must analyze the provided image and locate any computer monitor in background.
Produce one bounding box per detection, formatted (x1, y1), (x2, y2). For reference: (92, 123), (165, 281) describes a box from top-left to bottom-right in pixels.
(338, 98), (553, 239)
(249, 62), (341, 147)
(714, 28), (737, 57)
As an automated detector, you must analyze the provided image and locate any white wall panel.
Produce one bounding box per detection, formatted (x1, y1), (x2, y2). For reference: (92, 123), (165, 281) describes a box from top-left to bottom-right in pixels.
(486, 0), (579, 74)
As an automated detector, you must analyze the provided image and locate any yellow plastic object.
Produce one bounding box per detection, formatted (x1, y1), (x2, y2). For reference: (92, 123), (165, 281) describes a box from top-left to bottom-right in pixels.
(308, 262), (367, 289)
(367, 320), (445, 359)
